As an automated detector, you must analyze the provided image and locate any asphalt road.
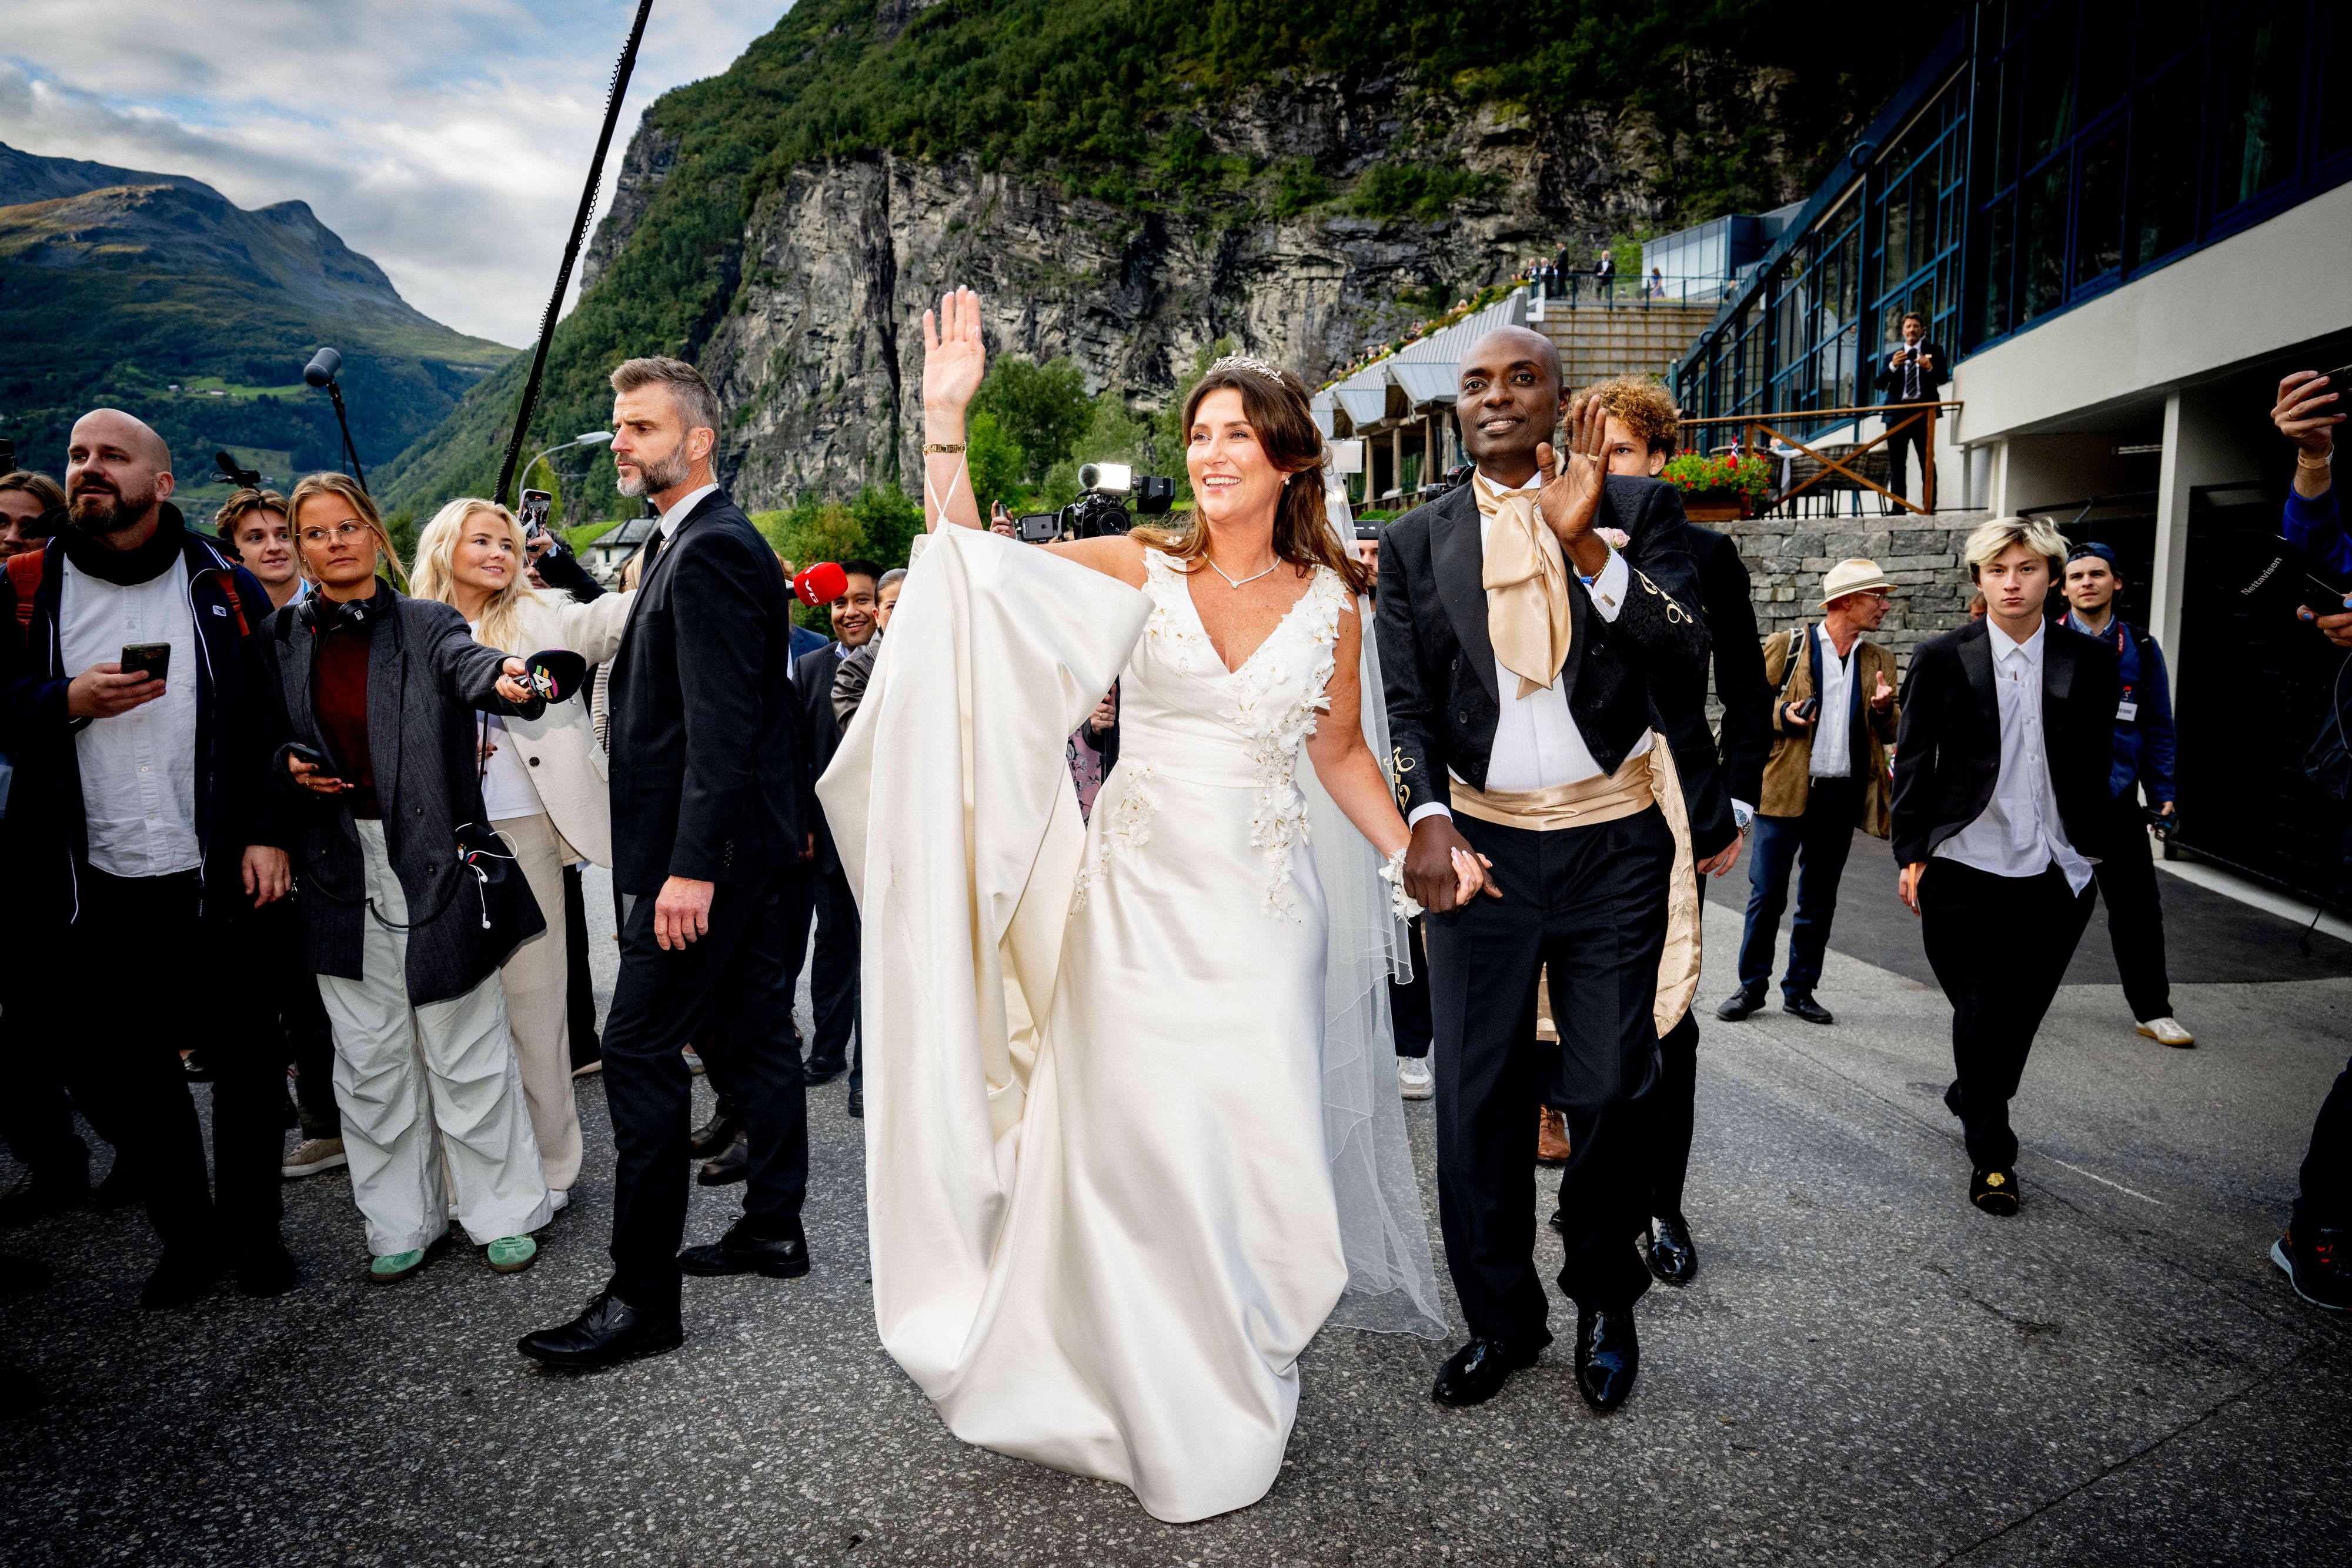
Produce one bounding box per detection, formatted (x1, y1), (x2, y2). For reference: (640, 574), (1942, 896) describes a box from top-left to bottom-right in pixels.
(4, 858), (2348, 1567)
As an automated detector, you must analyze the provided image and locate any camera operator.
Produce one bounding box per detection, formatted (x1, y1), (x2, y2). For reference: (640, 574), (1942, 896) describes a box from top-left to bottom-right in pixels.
(0, 470), (64, 559)
(2057, 543), (2191, 1048)
(1879, 312), (1947, 511)
(0, 409), (296, 1306)
(2270, 366), (2352, 1310)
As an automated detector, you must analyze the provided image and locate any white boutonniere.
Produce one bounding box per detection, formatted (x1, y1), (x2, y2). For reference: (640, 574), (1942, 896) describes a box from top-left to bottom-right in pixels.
(1597, 527), (1631, 551)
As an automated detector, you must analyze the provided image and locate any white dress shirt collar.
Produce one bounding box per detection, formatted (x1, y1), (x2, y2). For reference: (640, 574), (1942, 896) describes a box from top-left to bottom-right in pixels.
(657, 482), (720, 540)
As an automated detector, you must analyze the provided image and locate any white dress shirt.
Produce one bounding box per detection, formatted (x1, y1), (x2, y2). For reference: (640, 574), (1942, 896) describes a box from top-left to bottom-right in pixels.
(1407, 470), (1644, 826)
(1809, 623), (1856, 780)
(1934, 621), (2094, 892)
(61, 554), (202, 878)
(656, 482), (720, 541)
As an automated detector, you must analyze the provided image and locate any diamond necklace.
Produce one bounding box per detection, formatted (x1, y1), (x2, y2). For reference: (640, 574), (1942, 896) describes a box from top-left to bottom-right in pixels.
(1204, 554), (1281, 590)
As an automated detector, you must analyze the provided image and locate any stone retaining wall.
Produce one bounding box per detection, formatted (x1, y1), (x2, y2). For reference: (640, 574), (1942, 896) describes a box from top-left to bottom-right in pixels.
(1711, 507), (1993, 674)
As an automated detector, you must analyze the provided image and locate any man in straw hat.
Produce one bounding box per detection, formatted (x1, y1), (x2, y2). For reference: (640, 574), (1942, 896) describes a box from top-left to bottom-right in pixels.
(1718, 558), (1900, 1028)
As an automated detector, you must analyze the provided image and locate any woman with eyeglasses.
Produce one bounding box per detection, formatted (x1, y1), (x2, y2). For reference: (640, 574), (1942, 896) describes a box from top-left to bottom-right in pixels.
(259, 472), (554, 1283)
(410, 497), (632, 1206)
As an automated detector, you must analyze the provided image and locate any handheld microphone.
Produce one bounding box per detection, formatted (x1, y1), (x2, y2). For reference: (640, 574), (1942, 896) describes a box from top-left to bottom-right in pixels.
(794, 561), (847, 608)
(304, 346), (343, 387)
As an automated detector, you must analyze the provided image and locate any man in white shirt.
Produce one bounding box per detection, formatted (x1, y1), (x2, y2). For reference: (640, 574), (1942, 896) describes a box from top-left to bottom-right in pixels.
(1890, 518), (2120, 1216)
(1376, 328), (1711, 1414)
(1, 410), (293, 1306)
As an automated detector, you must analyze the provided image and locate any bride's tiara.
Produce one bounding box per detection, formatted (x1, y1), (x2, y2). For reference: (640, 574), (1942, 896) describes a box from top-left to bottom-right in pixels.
(1209, 354), (1288, 385)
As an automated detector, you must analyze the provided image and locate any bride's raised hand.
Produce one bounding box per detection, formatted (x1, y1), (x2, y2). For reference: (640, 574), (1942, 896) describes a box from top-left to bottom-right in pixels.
(923, 286), (987, 422)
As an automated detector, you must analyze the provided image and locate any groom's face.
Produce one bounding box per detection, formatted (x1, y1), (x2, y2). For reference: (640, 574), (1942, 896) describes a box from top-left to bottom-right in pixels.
(1456, 329), (1566, 473)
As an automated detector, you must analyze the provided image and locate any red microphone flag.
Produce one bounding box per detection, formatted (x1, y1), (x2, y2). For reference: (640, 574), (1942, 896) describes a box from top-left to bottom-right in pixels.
(794, 561), (847, 607)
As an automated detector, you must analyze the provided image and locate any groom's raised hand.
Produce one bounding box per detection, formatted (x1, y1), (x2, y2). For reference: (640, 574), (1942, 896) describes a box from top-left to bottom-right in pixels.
(1535, 394), (1615, 580)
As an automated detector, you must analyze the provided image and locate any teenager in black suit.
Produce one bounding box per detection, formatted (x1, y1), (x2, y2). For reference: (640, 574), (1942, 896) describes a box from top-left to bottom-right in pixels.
(1893, 517), (2117, 1216)
(1877, 312), (1949, 511)
(520, 358), (814, 1368)
(1378, 330), (1710, 1413)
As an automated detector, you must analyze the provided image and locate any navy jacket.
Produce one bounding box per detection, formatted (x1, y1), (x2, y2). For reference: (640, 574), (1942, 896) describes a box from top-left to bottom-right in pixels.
(2057, 611), (2176, 804)
(0, 509), (279, 921)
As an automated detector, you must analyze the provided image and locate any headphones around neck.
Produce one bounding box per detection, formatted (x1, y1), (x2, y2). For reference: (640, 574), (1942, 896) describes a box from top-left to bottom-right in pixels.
(297, 586), (379, 633)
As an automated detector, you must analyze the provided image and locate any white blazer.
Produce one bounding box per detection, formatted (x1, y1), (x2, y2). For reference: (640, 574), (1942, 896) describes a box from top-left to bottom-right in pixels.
(495, 586), (634, 867)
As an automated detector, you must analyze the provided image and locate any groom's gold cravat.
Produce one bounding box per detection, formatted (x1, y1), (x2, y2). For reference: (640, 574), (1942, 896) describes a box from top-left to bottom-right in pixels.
(1474, 473), (1573, 700)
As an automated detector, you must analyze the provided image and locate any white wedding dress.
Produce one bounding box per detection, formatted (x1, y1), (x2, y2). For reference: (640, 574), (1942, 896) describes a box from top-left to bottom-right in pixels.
(817, 527), (1442, 1524)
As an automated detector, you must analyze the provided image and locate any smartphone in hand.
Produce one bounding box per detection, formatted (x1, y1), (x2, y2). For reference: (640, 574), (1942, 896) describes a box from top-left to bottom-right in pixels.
(120, 642), (170, 683)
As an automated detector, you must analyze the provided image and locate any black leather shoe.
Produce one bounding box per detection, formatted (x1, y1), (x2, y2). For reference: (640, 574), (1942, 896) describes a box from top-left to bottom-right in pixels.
(1644, 1216), (1698, 1286)
(139, 1251), (220, 1310)
(803, 1057), (846, 1086)
(520, 1289), (683, 1368)
(846, 1086), (864, 1119)
(1783, 993), (1835, 1025)
(679, 1218), (810, 1279)
(697, 1129), (750, 1186)
(231, 1242), (301, 1298)
(1431, 1337), (1538, 1406)
(1715, 987), (1766, 1021)
(1971, 1167), (2020, 1216)
(688, 1106), (739, 1161)
(1573, 1307), (1639, 1413)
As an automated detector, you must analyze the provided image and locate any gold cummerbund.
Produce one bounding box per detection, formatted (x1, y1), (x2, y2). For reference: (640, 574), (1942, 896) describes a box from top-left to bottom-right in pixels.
(1447, 753), (1656, 832)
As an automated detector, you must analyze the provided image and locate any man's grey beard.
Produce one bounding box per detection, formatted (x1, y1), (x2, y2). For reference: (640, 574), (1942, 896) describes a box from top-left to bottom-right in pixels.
(68, 483), (153, 537)
(615, 447), (690, 499)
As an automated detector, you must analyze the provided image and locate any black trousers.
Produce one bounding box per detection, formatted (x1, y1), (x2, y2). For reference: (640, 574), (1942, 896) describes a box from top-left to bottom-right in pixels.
(0, 971), (91, 1181)
(1736, 775), (1862, 998)
(1390, 915), (1432, 1059)
(562, 864), (603, 1070)
(63, 866), (283, 1255)
(1430, 806), (1673, 1348)
(808, 864), (861, 1087)
(2088, 795), (2173, 1022)
(1646, 1009), (1700, 1223)
(230, 894), (339, 1141)
(1887, 404), (1936, 509)
(1919, 859), (2096, 1171)
(602, 866), (810, 1313)
(2294, 1054), (2352, 1235)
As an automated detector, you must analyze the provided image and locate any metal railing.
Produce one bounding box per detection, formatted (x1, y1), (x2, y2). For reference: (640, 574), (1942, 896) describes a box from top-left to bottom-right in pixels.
(1529, 271), (1743, 311)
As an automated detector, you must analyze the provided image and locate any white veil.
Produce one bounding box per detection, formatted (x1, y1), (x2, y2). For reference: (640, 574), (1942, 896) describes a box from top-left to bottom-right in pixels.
(1305, 464), (1449, 1338)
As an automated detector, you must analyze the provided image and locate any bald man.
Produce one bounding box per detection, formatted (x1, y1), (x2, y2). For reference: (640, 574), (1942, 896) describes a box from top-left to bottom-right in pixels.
(0, 409), (298, 1306)
(1375, 329), (1713, 1415)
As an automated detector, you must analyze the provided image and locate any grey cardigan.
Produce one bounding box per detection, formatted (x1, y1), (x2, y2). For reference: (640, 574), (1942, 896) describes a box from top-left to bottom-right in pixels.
(260, 586), (545, 1005)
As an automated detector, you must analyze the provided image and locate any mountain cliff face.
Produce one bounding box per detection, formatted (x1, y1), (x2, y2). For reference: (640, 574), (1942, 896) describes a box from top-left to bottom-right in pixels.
(377, 0), (1963, 521)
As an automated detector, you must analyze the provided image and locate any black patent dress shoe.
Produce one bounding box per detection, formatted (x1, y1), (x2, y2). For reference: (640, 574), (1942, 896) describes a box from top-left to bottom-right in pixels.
(697, 1129), (750, 1186)
(1573, 1307), (1639, 1413)
(688, 1108), (740, 1161)
(1431, 1337), (1539, 1407)
(231, 1242), (301, 1298)
(1644, 1216), (1698, 1286)
(846, 1085), (864, 1119)
(1715, 987), (1766, 1022)
(803, 1058), (846, 1086)
(519, 1289), (684, 1368)
(1971, 1168), (2020, 1216)
(139, 1251), (220, 1310)
(679, 1218), (810, 1279)
(1783, 993), (1835, 1025)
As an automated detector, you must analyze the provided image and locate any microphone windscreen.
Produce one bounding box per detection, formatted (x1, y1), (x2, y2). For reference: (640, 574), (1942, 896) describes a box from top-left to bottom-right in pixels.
(303, 346), (342, 387)
(794, 561), (847, 607)
(523, 649), (589, 704)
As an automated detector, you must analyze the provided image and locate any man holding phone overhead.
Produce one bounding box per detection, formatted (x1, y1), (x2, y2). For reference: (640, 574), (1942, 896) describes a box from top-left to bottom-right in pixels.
(0, 408), (296, 1308)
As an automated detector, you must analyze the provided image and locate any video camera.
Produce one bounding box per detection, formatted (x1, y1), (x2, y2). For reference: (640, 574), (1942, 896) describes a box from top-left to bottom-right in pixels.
(1015, 462), (1177, 544)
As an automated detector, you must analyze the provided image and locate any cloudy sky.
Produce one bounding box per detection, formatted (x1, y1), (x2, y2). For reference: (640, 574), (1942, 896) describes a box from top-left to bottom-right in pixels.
(0, 1), (790, 347)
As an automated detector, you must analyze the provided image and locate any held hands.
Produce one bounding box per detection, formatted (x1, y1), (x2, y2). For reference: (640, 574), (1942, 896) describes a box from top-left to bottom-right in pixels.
(923, 286), (987, 430)
(654, 875), (715, 951)
(66, 662), (166, 720)
(1535, 395), (1613, 579)
(1402, 815), (1503, 914)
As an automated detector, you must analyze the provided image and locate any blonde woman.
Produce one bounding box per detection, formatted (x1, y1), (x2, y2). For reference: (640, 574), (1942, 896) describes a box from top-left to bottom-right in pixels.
(411, 499), (633, 1202)
(260, 472), (553, 1281)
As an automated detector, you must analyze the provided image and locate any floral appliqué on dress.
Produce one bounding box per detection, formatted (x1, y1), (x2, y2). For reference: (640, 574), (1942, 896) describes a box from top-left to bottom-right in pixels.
(1221, 569), (1348, 922)
(1071, 761), (1158, 910)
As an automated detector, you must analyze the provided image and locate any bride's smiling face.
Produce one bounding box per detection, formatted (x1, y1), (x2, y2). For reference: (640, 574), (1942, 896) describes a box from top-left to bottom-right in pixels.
(1186, 388), (1289, 526)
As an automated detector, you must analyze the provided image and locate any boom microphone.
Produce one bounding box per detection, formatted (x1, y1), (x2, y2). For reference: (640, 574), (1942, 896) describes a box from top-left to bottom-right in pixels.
(794, 562), (848, 608)
(303, 346), (343, 387)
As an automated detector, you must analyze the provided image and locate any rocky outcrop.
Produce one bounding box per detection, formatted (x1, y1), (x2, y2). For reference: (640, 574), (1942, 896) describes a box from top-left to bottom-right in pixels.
(581, 119), (682, 294)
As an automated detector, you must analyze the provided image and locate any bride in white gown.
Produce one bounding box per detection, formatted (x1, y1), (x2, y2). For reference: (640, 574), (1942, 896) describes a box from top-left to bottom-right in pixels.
(815, 289), (1479, 1523)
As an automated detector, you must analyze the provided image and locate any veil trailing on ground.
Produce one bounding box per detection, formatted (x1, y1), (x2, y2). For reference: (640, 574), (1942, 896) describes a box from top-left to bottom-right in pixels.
(1309, 466), (1449, 1338)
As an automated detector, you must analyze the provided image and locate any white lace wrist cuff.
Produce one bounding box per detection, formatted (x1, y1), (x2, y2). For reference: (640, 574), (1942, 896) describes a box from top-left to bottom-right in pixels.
(1380, 847), (1423, 921)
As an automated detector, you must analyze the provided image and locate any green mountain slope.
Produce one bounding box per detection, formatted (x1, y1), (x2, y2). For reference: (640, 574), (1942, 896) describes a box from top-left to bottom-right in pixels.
(379, 0), (1963, 520)
(0, 143), (513, 496)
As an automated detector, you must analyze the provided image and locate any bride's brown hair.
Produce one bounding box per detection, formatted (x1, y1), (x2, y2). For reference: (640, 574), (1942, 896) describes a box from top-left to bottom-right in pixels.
(1137, 357), (1372, 597)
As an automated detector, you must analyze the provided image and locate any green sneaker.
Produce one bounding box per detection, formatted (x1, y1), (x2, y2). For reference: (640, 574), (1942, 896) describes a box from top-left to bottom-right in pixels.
(369, 1249), (426, 1283)
(486, 1235), (538, 1274)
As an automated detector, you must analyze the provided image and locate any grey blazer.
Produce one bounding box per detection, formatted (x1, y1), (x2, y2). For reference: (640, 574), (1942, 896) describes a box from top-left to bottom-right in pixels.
(259, 586), (545, 1006)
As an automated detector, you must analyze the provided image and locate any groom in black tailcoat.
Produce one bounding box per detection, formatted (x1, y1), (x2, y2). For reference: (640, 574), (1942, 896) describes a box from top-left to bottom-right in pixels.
(1377, 328), (1710, 1413)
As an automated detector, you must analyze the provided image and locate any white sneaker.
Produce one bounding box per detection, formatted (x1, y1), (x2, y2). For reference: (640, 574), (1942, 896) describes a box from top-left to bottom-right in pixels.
(2136, 1016), (2196, 1048)
(281, 1137), (348, 1179)
(1398, 1057), (1435, 1101)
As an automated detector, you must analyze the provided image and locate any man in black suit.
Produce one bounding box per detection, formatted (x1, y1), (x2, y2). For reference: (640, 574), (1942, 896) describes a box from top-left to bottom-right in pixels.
(794, 560), (882, 1114)
(1878, 311), (1949, 511)
(1378, 329), (1710, 1415)
(1893, 517), (2118, 1217)
(1583, 377), (1772, 1285)
(520, 357), (814, 1368)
